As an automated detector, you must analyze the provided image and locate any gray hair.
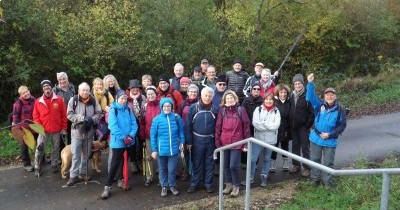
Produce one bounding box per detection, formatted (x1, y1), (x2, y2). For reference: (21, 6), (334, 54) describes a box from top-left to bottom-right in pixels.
(78, 82), (90, 91)
(56, 72), (68, 80)
(187, 84), (199, 93)
(174, 63), (184, 71)
(201, 86), (214, 98)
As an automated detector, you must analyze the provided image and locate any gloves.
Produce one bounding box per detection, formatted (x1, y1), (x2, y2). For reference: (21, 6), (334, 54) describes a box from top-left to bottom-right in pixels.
(123, 135), (133, 146)
(84, 116), (94, 131)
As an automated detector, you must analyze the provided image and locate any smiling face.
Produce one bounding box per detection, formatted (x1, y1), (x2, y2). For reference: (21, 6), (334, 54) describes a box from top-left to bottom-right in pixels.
(58, 76), (69, 89)
(233, 63), (242, 72)
(278, 89), (288, 101)
(187, 89), (198, 100)
(174, 66), (184, 78)
(206, 66), (216, 81)
(20, 89), (31, 100)
(180, 82), (189, 92)
(254, 65), (263, 76)
(79, 85), (91, 99)
(225, 94), (236, 107)
(42, 84), (52, 96)
(251, 85), (261, 97)
(146, 90), (156, 102)
(201, 91), (213, 105)
(324, 92), (336, 106)
(142, 79), (152, 89)
(162, 102), (172, 114)
(117, 95), (128, 106)
(93, 81), (103, 92)
(130, 87), (140, 96)
(158, 81), (169, 91)
(264, 95), (274, 107)
(294, 81), (304, 92)
(216, 82), (226, 92)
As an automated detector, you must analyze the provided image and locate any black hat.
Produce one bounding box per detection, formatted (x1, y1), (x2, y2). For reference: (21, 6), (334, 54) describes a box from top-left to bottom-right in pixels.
(128, 79), (141, 89)
(40, 79), (52, 87)
(193, 66), (202, 72)
(158, 74), (170, 84)
(216, 75), (227, 83)
(251, 82), (261, 88)
(233, 59), (242, 65)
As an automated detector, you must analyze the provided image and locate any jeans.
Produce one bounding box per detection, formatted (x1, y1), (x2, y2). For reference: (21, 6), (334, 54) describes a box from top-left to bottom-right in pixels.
(250, 143), (273, 180)
(310, 141), (336, 185)
(291, 126), (310, 169)
(69, 137), (91, 178)
(35, 133), (61, 169)
(224, 149), (241, 187)
(190, 137), (215, 188)
(158, 155), (179, 188)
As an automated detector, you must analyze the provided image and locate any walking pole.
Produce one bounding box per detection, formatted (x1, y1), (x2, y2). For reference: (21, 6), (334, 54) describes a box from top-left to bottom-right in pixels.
(276, 26), (307, 73)
(83, 130), (100, 185)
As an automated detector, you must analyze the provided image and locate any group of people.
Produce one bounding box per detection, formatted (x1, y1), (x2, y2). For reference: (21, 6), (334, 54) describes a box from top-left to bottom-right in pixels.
(10, 58), (347, 200)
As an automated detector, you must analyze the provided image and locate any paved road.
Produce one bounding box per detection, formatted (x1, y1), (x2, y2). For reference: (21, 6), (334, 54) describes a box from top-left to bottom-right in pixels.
(0, 112), (399, 210)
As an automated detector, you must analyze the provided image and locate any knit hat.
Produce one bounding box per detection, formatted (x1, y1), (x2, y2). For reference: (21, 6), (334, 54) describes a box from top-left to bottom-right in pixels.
(40, 79), (52, 87)
(216, 75), (227, 83)
(233, 59), (242, 65)
(128, 79), (141, 89)
(292, 74), (304, 84)
(159, 74), (170, 84)
(180, 77), (191, 84)
(193, 66), (202, 72)
(255, 62), (264, 67)
(324, 87), (336, 94)
(146, 85), (157, 93)
(251, 82), (261, 89)
(187, 84), (199, 93)
(116, 90), (127, 100)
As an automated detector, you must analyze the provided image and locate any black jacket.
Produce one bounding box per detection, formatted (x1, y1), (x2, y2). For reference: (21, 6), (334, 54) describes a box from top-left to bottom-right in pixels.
(275, 98), (291, 141)
(226, 69), (249, 101)
(289, 90), (314, 130)
(241, 95), (263, 136)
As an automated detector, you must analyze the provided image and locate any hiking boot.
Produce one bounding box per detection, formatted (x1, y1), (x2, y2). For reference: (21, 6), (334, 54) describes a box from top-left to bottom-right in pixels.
(117, 179), (123, 188)
(282, 158), (289, 171)
(240, 179), (254, 186)
(302, 168), (310, 177)
(161, 187), (168, 197)
(24, 165), (34, 172)
(206, 186), (215, 193)
(187, 186), (197, 194)
(223, 183), (233, 194)
(101, 186), (111, 199)
(144, 177), (152, 186)
(66, 177), (79, 186)
(260, 174), (268, 187)
(230, 185), (239, 197)
(270, 160), (276, 173)
(289, 165), (300, 174)
(34, 168), (41, 177)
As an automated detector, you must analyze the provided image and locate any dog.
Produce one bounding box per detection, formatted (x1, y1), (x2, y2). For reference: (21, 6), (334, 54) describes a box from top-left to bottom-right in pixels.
(60, 140), (107, 179)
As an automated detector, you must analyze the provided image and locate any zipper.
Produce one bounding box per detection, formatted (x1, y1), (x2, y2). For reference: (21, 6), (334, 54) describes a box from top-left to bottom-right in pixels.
(167, 115), (172, 155)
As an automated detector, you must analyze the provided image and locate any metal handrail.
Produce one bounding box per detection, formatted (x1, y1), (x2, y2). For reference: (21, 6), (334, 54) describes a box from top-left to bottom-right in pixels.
(213, 137), (400, 210)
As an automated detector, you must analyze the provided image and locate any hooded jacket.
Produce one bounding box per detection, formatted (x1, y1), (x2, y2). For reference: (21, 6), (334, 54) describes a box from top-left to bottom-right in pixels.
(108, 101), (138, 148)
(139, 99), (160, 139)
(150, 98), (185, 156)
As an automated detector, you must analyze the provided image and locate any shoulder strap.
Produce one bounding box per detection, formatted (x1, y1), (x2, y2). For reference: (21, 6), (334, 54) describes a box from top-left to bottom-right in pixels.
(72, 95), (79, 113)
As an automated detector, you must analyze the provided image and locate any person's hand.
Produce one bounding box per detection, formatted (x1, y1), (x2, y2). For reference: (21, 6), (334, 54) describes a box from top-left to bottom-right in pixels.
(105, 106), (110, 113)
(84, 116), (94, 129)
(179, 144), (184, 151)
(242, 147), (248, 152)
(60, 129), (67, 135)
(273, 71), (279, 77)
(320, 132), (329, 139)
(307, 73), (314, 83)
(123, 135), (133, 145)
(186, 144), (192, 151)
(151, 152), (158, 160)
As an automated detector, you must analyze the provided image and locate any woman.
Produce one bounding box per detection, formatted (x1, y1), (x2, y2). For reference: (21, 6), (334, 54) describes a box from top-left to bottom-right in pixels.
(270, 84), (292, 172)
(92, 77), (114, 113)
(103, 74), (121, 99)
(101, 90), (138, 199)
(150, 98), (185, 197)
(215, 90), (250, 197)
(259, 69), (275, 97)
(251, 92), (281, 187)
(139, 86), (160, 186)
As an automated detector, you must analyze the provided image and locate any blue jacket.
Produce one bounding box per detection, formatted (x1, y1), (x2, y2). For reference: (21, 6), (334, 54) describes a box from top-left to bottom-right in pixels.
(150, 98), (185, 156)
(185, 101), (217, 145)
(108, 102), (138, 149)
(306, 82), (346, 147)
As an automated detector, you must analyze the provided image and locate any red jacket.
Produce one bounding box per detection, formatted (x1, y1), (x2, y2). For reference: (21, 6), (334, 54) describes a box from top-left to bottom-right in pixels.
(215, 105), (250, 149)
(156, 86), (183, 112)
(33, 94), (67, 133)
(139, 99), (160, 139)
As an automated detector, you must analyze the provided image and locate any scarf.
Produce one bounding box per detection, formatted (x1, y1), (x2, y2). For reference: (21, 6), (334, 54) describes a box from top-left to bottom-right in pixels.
(293, 88), (304, 106)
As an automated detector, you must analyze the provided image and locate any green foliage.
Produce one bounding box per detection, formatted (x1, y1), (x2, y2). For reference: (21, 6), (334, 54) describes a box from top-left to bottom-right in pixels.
(280, 154), (400, 210)
(0, 130), (20, 158)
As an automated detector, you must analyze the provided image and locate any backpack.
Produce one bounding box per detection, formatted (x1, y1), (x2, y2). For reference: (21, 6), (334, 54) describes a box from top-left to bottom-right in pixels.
(192, 102), (216, 123)
(72, 95), (97, 113)
(221, 106), (242, 119)
(8, 98), (23, 130)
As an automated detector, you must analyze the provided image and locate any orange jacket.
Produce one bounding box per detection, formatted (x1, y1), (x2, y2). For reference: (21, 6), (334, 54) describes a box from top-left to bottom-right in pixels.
(33, 94), (67, 133)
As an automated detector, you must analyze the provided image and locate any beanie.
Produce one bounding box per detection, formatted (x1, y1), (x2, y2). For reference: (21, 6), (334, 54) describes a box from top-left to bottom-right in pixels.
(292, 74), (305, 84)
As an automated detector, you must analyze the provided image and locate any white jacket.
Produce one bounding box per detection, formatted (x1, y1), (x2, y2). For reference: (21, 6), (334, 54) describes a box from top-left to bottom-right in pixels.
(252, 106), (281, 145)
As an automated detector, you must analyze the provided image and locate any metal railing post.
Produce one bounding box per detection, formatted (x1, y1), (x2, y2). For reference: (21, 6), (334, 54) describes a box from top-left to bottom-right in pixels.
(380, 172), (391, 210)
(245, 141), (252, 210)
(219, 150), (224, 210)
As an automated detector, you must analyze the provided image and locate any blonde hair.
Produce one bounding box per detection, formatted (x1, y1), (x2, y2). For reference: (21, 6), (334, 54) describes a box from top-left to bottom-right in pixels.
(220, 90), (239, 107)
(18, 86), (29, 95)
(103, 74), (121, 90)
(93, 77), (103, 86)
(142, 74), (152, 82)
(274, 84), (290, 98)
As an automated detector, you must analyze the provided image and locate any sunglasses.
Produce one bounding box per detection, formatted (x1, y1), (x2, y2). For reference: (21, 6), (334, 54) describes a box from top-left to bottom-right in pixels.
(217, 83), (226, 86)
(252, 88), (261, 91)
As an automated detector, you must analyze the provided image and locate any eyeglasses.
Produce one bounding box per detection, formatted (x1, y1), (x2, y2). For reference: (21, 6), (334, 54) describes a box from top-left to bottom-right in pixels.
(252, 88), (261, 91)
(217, 83), (226, 86)
(163, 105), (172, 108)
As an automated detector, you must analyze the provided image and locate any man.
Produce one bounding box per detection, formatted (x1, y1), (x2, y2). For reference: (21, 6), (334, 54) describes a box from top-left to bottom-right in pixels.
(171, 63), (185, 91)
(141, 74), (152, 94)
(156, 74), (184, 112)
(212, 75), (227, 113)
(33, 79), (67, 176)
(226, 59), (249, 103)
(200, 65), (217, 91)
(65, 82), (102, 186)
(289, 74), (314, 177)
(243, 62), (264, 97)
(200, 59), (209, 75)
(306, 73), (347, 188)
(186, 87), (217, 193)
(191, 66), (204, 88)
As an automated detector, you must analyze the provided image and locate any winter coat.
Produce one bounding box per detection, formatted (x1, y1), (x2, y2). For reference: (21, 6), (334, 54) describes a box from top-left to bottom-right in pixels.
(185, 101), (217, 145)
(150, 98), (185, 156)
(200, 77), (216, 91)
(215, 105), (250, 149)
(33, 94), (67, 133)
(226, 70), (249, 101)
(12, 96), (35, 129)
(108, 102), (138, 149)
(170, 77), (182, 91)
(241, 95), (263, 136)
(252, 106), (281, 145)
(243, 75), (261, 97)
(53, 83), (76, 107)
(212, 90), (225, 113)
(289, 89), (314, 130)
(139, 99), (160, 139)
(156, 86), (184, 112)
(93, 89), (114, 113)
(306, 82), (347, 147)
(178, 98), (198, 124)
(126, 90), (146, 119)
(275, 98), (292, 142)
(67, 95), (102, 140)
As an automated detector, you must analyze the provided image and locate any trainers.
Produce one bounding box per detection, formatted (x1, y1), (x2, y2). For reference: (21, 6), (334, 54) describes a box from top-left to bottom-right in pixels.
(117, 179), (123, 188)
(101, 186), (111, 199)
(170, 187), (179, 196)
(223, 183), (233, 194)
(144, 177), (152, 186)
(66, 177), (79, 186)
(230, 185), (239, 197)
(289, 165), (300, 174)
(260, 174), (268, 187)
(161, 187), (168, 197)
(302, 168), (310, 177)
(270, 160), (276, 173)
(187, 186), (197, 194)
(34, 168), (41, 177)
(23, 165), (34, 172)
(282, 158), (289, 171)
